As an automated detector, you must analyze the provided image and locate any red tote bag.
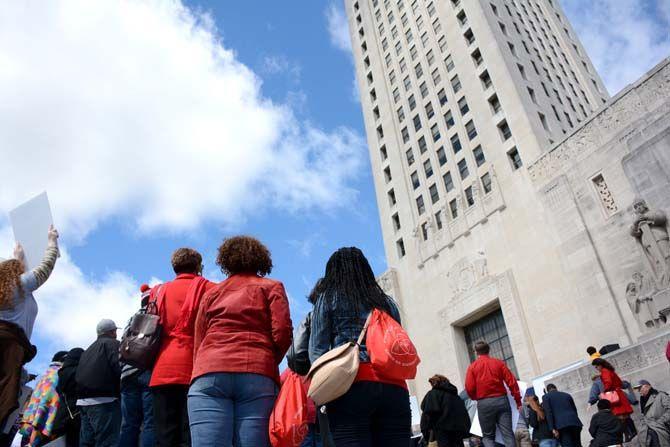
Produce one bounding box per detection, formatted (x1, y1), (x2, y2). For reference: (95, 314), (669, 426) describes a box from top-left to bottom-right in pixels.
(367, 308), (420, 380)
(269, 371), (310, 447)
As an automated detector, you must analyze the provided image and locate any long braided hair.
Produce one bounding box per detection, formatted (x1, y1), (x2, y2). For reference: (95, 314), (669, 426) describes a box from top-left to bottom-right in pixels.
(315, 247), (396, 315)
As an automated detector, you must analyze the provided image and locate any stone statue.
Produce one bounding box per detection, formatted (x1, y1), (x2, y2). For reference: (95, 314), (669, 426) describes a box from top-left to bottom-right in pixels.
(630, 198), (670, 288)
(626, 271), (661, 329)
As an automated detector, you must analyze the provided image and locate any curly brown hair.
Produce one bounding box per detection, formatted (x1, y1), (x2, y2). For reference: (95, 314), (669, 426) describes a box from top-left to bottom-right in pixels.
(216, 236), (273, 276)
(171, 248), (203, 274)
(0, 260), (25, 310)
(428, 374), (449, 388)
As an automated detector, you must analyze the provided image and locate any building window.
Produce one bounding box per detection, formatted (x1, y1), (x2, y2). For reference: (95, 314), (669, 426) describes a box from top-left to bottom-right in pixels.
(416, 195), (426, 214)
(444, 110), (455, 128)
(517, 63), (526, 80)
(450, 133), (462, 154)
(465, 186), (474, 206)
(471, 48), (483, 67)
(437, 147), (447, 166)
(410, 45), (418, 61)
(488, 94), (501, 114)
(539, 112), (550, 132)
(421, 222), (429, 241)
(438, 89), (448, 106)
(465, 120), (478, 140)
(429, 183), (439, 204)
(508, 147), (522, 170)
(498, 120), (512, 141)
(388, 188), (396, 206)
(380, 145), (388, 161)
(424, 159), (434, 178)
(396, 238), (406, 257)
(426, 102), (435, 119)
(421, 32), (429, 48)
(449, 198), (458, 218)
(435, 210), (443, 230)
(464, 28), (475, 45)
(409, 94), (416, 110)
(411, 171), (420, 189)
(443, 171), (454, 192)
(384, 166), (392, 182)
(481, 172), (492, 193)
(406, 148), (415, 165)
(420, 82), (429, 98)
(458, 96), (469, 115)
(508, 42), (517, 57)
(418, 136), (427, 153)
(373, 106), (380, 120)
(458, 158), (469, 179)
(397, 106), (405, 122)
(445, 54), (455, 72)
(402, 126), (410, 143)
(463, 309), (518, 377)
(490, 3), (498, 16)
(438, 36), (448, 53)
(393, 88), (401, 103)
(413, 114), (422, 131)
(431, 68), (441, 86)
(404, 76), (412, 91)
(527, 87), (537, 104)
(451, 75), (462, 93)
(457, 10), (468, 26)
(480, 70), (492, 89)
(415, 63), (423, 79)
(473, 145), (485, 166)
(392, 212), (401, 230)
(399, 58), (407, 73)
(376, 124), (383, 139)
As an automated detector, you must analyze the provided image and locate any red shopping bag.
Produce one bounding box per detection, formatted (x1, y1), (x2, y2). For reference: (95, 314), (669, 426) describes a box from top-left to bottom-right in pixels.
(269, 371), (310, 447)
(367, 309), (420, 380)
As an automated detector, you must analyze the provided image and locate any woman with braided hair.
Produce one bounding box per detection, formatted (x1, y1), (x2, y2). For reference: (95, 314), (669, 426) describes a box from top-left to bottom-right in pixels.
(309, 247), (411, 447)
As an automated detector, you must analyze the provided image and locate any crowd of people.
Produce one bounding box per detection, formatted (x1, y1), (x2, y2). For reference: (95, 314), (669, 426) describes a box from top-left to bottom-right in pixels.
(0, 227), (669, 447)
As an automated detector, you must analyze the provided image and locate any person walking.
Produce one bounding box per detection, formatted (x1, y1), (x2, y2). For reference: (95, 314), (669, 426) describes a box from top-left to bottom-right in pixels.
(464, 341), (521, 447)
(75, 319), (122, 447)
(150, 248), (214, 447)
(420, 375), (471, 447)
(514, 398), (532, 447)
(188, 236), (292, 447)
(527, 396), (555, 447)
(0, 226), (59, 427)
(636, 379), (670, 446)
(542, 384), (583, 447)
(119, 285), (155, 447)
(591, 358), (635, 441)
(588, 399), (623, 447)
(56, 348), (85, 447)
(309, 247), (412, 447)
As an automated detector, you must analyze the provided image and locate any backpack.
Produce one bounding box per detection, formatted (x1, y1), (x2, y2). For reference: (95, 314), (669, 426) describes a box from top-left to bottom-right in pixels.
(119, 285), (165, 370)
(366, 308), (420, 380)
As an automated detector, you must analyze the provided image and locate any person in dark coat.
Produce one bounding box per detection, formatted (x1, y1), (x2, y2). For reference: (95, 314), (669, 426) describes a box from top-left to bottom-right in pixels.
(542, 384), (583, 447)
(55, 347), (84, 447)
(420, 375), (471, 447)
(588, 399), (623, 447)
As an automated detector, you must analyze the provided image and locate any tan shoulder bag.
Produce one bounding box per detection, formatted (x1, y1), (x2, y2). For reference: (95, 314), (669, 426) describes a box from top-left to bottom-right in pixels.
(307, 313), (372, 406)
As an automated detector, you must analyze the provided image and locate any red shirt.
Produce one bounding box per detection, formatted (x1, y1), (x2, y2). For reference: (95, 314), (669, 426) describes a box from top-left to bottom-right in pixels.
(150, 274), (215, 387)
(600, 368), (633, 416)
(192, 274), (293, 384)
(465, 354), (521, 407)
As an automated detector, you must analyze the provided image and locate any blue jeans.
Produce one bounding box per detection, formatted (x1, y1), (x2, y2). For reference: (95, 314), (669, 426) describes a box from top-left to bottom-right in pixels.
(188, 372), (278, 447)
(119, 370), (155, 447)
(538, 440), (558, 447)
(301, 424), (322, 447)
(79, 401), (122, 447)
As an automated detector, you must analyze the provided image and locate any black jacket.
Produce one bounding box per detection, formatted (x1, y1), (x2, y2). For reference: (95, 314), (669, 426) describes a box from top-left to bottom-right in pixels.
(543, 390), (583, 431)
(588, 409), (623, 447)
(528, 406), (553, 441)
(75, 336), (121, 399)
(420, 382), (471, 442)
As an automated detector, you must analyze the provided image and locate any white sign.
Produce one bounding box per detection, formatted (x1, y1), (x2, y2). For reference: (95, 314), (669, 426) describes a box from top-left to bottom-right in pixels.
(9, 192), (54, 270)
(470, 381), (527, 444)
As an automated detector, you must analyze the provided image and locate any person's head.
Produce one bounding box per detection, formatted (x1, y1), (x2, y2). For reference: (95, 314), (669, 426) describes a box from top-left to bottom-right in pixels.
(592, 357), (614, 372)
(0, 259), (25, 310)
(546, 383), (558, 392)
(52, 351), (68, 362)
(64, 348), (84, 364)
(216, 236), (272, 277)
(171, 248), (203, 275)
(317, 247), (395, 314)
(632, 197), (649, 215)
(474, 341), (490, 356)
(637, 380), (652, 396)
(586, 346), (598, 356)
(307, 278), (323, 305)
(96, 319), (119, 338)
(597, 399), (611, 411)
(428, 374), (449, 388)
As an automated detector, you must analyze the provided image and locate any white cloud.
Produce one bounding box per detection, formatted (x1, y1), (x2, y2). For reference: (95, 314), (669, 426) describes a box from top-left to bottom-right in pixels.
(261, 55), (302, 83)
(326, 3), (352, 54)
(0, 0), (365, 239)
(562, 0), (670, 95)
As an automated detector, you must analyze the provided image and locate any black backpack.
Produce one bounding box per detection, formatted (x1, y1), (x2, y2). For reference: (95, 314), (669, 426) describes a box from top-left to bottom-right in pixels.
(119, 286), (164, 370)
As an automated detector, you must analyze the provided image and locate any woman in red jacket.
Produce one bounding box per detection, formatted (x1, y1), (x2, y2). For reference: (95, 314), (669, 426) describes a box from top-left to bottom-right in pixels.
(592, 358), (636, 441)
(188, 236), (292, 447)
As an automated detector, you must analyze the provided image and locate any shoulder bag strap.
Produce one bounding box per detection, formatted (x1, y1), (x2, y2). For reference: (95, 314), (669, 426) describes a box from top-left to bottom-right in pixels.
(356, 311), (373, 346)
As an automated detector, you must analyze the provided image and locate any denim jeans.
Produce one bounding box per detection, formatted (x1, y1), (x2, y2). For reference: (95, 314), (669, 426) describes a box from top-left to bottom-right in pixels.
(300, 424), (321, 447)
(119, 370), (155, 447)
(538, 439), (558, 447)
(79, 401), (122, 447)
(326, 381), (411, 447)
(188, 372), (278, 447)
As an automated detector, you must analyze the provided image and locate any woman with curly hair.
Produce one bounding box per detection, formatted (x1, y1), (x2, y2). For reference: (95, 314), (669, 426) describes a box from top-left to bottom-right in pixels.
(0, 226), (59, 427)
(188, 236), (293, 447)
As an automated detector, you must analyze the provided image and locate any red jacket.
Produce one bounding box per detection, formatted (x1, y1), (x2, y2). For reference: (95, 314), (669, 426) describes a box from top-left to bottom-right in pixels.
(465, 355), (521, 407)
(149, 274), (215, 387)
(192, 274), (293, 384)
(600, 368), (633, 416)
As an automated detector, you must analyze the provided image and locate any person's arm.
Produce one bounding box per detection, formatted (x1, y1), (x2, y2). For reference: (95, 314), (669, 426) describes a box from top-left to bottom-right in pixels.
(659, 392), (670, 427)
(464, 365), (476, 400)
(588, 414), (598, 438)
(308, 298), (332, 363)
(192, 291), (209, 361)
(543, 397), (556, 432)
(268, 282), (293, 362)
(20, 226), (60, 293)
(107, 341), (121, 378)
(501, 362), (522, 407)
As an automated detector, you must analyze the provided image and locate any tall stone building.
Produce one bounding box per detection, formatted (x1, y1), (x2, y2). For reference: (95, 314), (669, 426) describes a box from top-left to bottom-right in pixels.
(345, 0), (670, 398)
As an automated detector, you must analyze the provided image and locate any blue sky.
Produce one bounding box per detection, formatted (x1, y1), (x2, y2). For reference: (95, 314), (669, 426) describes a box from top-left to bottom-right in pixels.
(0, 0), (667, 374)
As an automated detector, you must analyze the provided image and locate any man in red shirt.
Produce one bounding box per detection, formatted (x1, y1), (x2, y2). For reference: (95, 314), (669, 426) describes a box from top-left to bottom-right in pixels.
(465, 341), (521, 447)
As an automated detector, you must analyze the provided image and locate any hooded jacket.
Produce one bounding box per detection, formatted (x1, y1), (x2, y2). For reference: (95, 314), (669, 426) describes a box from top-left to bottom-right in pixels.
(420, 381), (471, 442)
(588, 409), (623, 446)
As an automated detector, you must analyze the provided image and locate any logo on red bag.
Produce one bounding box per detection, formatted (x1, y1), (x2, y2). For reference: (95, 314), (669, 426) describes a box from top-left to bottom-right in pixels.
(383, 324), (419, 367)
(291, 408), (309, 444)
